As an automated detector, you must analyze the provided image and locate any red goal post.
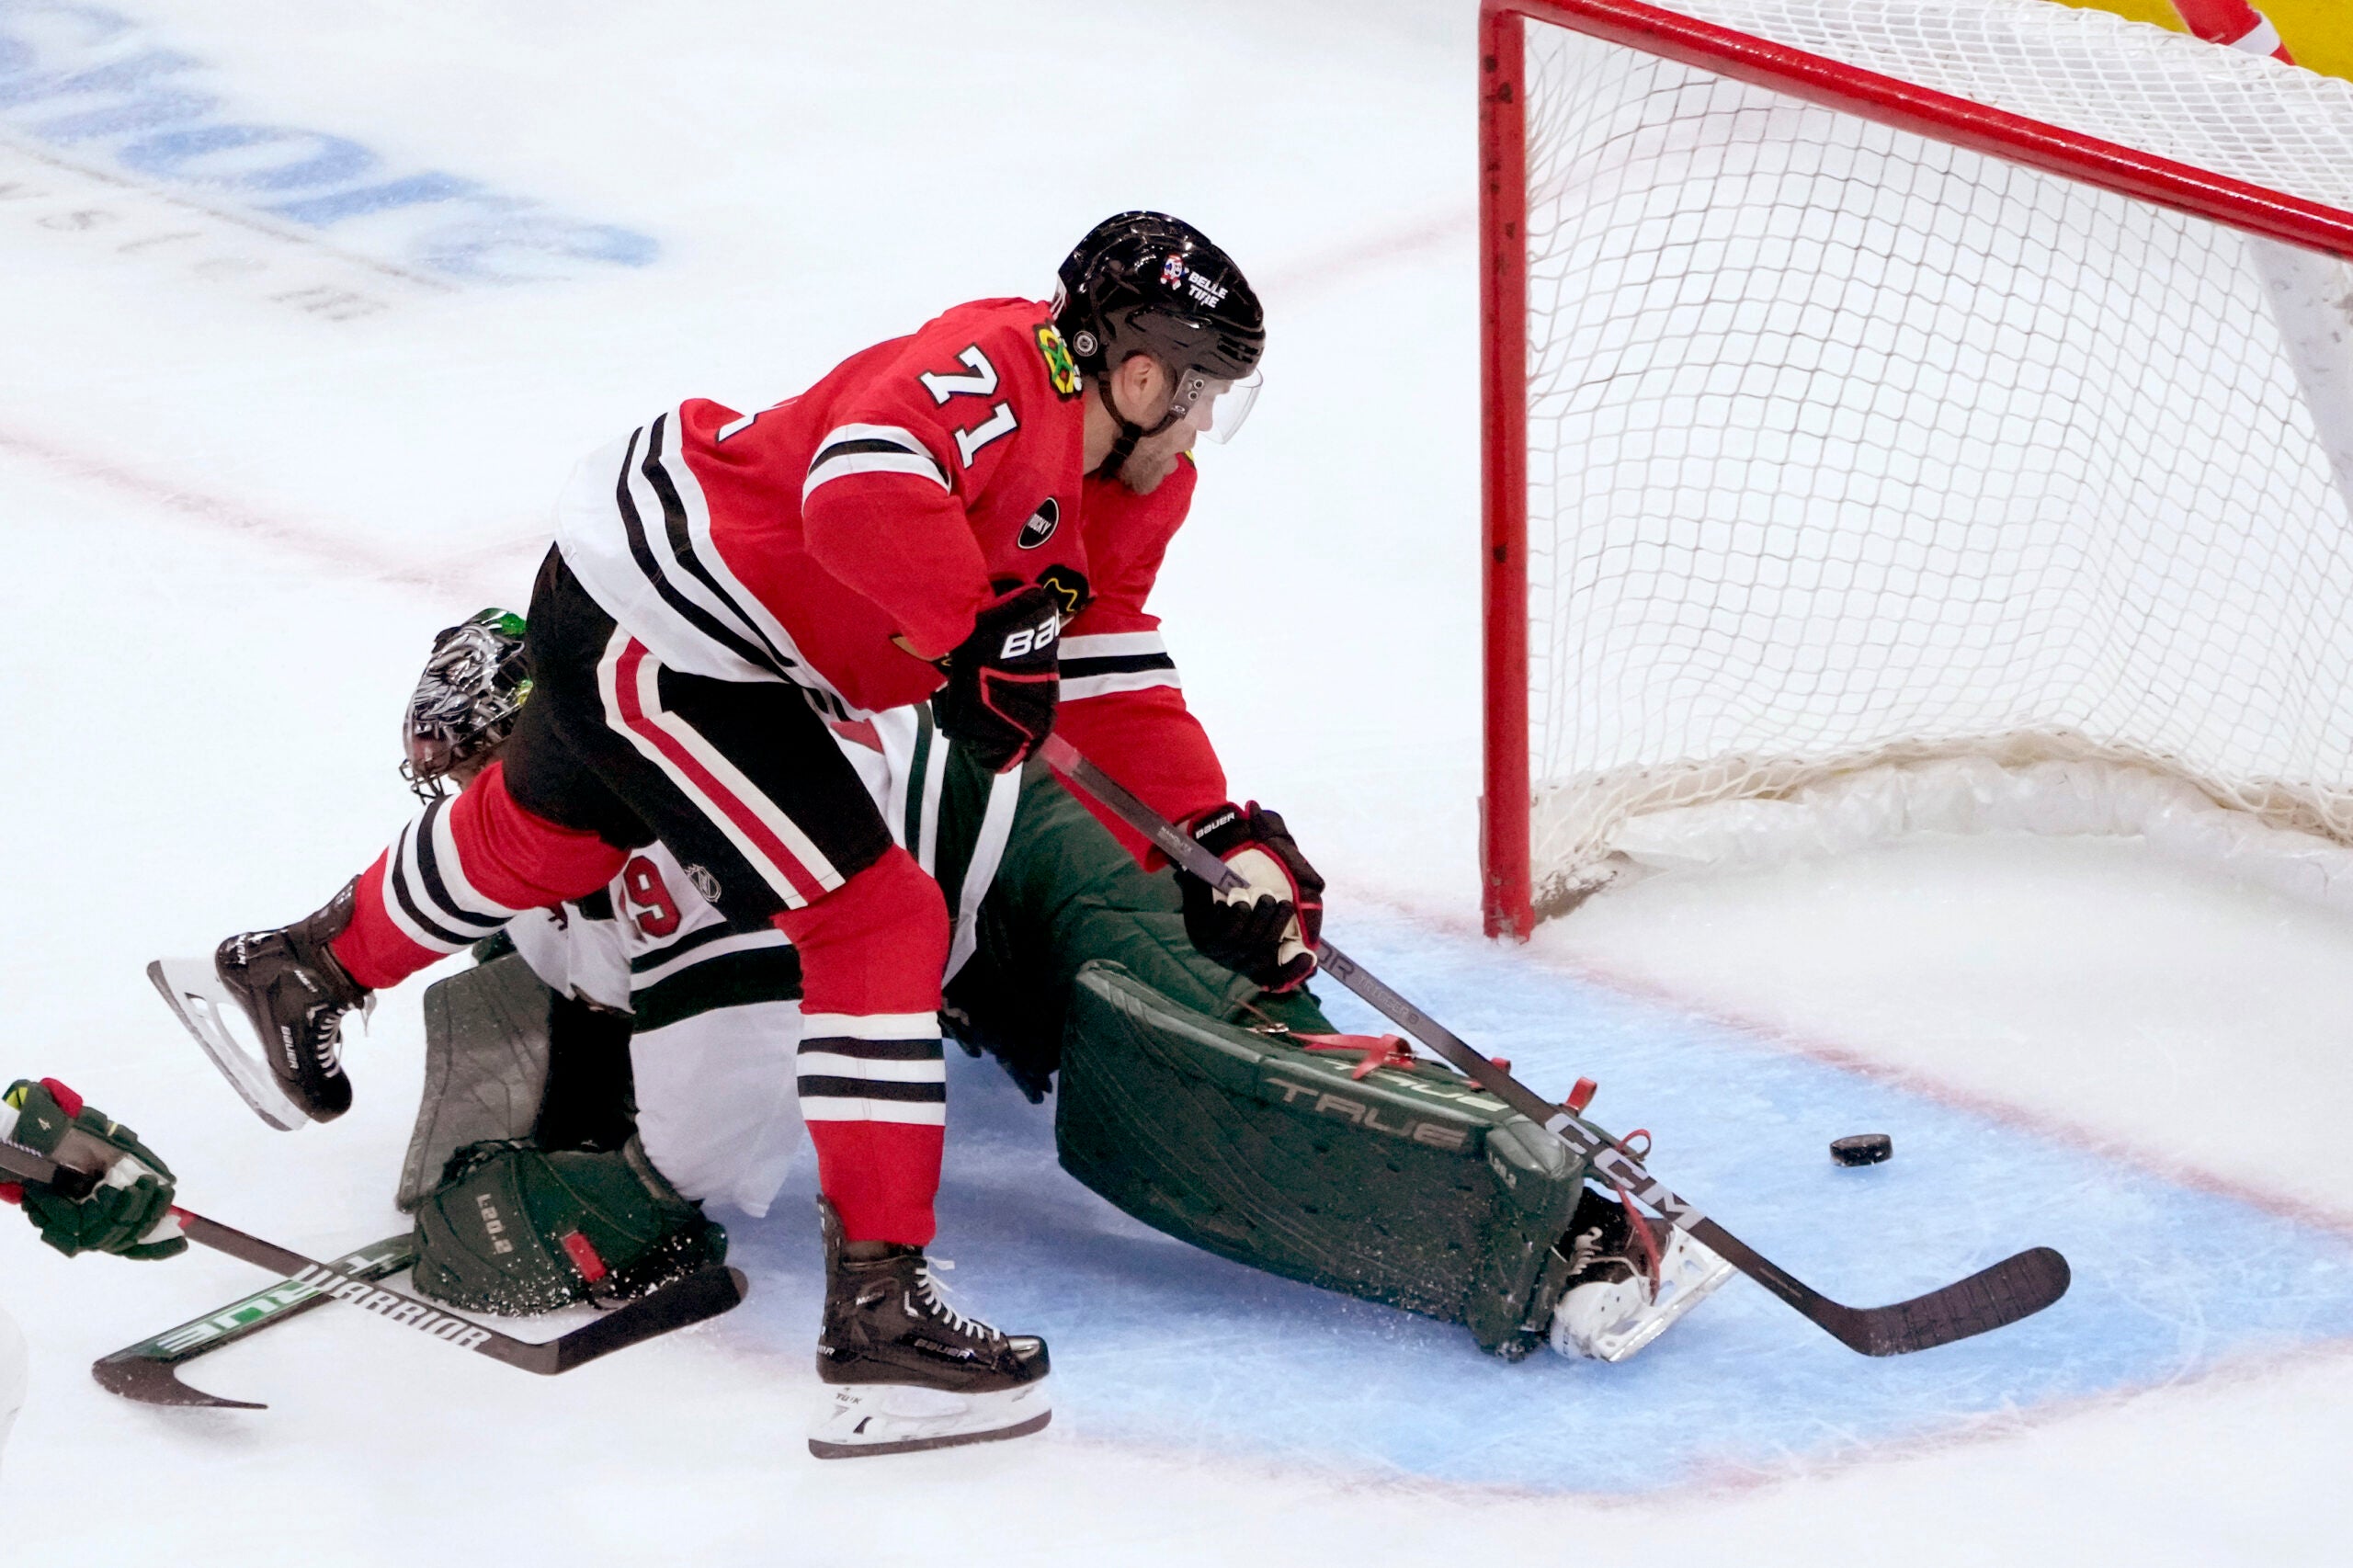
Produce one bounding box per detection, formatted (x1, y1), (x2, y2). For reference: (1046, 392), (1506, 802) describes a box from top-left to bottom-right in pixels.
(1479, 0), (2353, 938)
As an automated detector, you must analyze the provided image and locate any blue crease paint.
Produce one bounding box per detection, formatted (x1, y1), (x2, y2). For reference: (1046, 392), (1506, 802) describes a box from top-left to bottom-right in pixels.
(723, 909), (2353, 1493)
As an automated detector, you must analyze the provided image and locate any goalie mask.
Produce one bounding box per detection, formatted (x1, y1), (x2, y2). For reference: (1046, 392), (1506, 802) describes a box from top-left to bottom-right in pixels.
(1051, 210), (1266, 467)
(400, 609), (533, 800)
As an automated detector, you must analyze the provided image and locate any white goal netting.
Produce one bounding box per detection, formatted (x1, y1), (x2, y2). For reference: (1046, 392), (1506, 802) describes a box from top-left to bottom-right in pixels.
(1518, 0), (2353, 914)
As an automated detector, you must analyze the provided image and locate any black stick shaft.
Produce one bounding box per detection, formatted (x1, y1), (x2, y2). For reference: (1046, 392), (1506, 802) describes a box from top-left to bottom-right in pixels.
(1040, 735), (2067, 1355)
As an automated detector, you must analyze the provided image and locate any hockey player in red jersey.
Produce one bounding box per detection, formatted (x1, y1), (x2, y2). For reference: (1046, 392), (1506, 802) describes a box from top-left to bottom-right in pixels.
(199, 212), (1323, 1455)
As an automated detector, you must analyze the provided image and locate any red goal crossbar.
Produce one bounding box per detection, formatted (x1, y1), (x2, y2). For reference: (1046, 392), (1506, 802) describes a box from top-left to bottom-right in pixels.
(1477, 0), (2353, 938)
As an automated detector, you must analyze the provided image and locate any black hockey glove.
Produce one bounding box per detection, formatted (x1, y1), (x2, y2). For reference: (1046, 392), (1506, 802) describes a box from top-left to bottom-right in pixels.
(1176, 802), (1325, 994)
(935, 586), (1062, 774)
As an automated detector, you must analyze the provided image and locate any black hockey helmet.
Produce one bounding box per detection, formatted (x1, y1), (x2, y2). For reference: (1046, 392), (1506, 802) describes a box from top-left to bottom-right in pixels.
(400, 608), (533, 800)
(1052, 210), (1265, 456)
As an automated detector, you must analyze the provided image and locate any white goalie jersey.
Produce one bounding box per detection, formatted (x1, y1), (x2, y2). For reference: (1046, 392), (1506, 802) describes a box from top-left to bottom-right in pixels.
(501, 703), (1019, 1217)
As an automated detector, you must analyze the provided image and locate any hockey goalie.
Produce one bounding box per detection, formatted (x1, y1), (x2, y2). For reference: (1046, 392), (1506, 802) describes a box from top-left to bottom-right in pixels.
(153, 212), (1731, 1458)
(369, 607), (1731, 1439)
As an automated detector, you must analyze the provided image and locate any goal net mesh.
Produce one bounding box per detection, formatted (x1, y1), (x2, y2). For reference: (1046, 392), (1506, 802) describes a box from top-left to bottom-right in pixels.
(1518, 0), (2353, 911)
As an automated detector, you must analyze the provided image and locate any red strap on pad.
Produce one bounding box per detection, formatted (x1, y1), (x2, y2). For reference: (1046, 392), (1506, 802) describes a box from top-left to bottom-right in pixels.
(560, 1231), (609, 1285)
(1297, 1032), (1418, 1081)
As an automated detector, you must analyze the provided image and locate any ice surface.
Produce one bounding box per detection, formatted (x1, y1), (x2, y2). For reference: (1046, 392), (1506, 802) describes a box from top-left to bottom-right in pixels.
(2, 0), (2352, 1562)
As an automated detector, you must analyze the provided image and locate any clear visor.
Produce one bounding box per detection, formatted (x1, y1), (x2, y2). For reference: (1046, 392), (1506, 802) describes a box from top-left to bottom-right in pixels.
(1166, 366), (1262, 445)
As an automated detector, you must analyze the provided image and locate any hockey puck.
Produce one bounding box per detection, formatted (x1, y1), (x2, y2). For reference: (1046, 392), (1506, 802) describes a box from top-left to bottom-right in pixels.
(1831, 1133), (1893, 1167)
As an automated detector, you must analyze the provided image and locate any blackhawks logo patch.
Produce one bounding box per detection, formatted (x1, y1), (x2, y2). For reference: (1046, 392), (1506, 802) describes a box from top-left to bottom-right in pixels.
(1035, 322), (1080, 400)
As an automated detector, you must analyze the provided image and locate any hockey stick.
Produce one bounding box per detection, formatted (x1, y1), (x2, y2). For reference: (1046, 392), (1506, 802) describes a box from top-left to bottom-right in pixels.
(93, 1233), (415, 1409)
(1040, 734), (2072, 1357)
(0, 1141), (746, 1382)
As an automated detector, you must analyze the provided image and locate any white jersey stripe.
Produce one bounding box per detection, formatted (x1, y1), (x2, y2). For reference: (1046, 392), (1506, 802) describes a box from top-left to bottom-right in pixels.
(426, 802), (526, 925)
(659, 415), (842, 708)
(802, 423), (948, 504)
(799, 1096), (947, 1126)
(597, 632), (845, 910)
(1063, 668), (1183, 701)
(1059, 631), (1168, 659)
(945, 765), (1021, 983)
(799, 1012), (939, 1040)
(379, 826), (468, 954)
(793, 1052), (948, 1084)
(629, 927), (794, 990)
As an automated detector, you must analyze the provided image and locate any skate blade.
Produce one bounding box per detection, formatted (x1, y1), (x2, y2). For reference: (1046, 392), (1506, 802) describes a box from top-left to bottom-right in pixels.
(807, 1377), (1052, 1460)
(1589, 1249), (1738, 1364)
(147, 958), (308, 1131)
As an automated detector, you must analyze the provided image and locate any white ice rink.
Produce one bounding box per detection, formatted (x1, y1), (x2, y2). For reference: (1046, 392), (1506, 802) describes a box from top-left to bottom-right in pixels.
(4, 1), (2353, 1562)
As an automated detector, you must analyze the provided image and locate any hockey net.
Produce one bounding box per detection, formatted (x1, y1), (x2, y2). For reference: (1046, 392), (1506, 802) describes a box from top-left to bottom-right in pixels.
(1480, 0), (2353, 935)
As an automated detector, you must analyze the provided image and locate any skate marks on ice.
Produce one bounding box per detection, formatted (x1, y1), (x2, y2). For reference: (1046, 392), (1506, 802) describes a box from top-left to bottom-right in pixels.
(0, 0), (655, 294)
(719, 910), (2353, 1496)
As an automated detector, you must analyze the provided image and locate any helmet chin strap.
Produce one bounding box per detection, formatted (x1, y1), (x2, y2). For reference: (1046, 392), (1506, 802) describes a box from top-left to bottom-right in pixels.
(1091, 368), (1183, 480)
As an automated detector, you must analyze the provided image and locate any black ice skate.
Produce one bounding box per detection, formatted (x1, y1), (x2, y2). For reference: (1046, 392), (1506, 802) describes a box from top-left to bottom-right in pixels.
(1548, 1186), (1733, 1363)
(213, 881), (373, 1123)
(808, 1198), (1051, 1459)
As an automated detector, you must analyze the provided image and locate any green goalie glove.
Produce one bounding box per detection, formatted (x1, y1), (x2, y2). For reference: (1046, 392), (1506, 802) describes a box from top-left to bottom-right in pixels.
(0, 1079), (187, 1261)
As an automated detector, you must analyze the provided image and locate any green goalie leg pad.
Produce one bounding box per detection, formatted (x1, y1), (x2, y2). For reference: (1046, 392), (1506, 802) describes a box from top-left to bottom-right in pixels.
(946, 760), (1335, 1096)
(410, 1137), (726, 1316)
(1055, 962), (1590, 1358)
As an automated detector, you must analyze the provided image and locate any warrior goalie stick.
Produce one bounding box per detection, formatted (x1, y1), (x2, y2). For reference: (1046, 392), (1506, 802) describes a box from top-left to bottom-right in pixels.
(95, 1233), (416, 1409)
(0, 1141), (748, 1390)
(1040, 733), (2072, 1357)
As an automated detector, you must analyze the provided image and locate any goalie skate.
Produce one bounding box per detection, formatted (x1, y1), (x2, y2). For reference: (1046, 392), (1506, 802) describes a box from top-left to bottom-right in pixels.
(1549, 1190), (1734, 1363)
(147, 957), (309, 1132)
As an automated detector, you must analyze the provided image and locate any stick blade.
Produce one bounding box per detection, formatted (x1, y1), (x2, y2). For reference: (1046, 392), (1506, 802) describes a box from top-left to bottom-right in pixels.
(147, 957), (308, 1131)
(91, 1350), (267, 1410)
(1834, 1246), (2072, 1357)
(540, 1266), (749, 1376)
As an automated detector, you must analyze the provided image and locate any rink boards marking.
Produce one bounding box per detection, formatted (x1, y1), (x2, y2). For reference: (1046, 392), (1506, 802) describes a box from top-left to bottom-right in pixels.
(721, 909), (2353, 1496)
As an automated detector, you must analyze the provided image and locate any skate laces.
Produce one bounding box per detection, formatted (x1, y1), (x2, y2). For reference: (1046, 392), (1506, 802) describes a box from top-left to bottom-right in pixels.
(913, 1258), (997, 1342)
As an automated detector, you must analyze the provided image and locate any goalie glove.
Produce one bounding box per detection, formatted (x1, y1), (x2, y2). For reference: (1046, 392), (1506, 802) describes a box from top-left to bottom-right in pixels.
(934, 586), (1062, 774)
(0, 1079), (187, 1261)
(1176, 802), (1324, 993)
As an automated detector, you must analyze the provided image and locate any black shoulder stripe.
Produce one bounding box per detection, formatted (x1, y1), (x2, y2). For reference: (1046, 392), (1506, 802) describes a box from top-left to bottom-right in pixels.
(1059, 652), (1177, 678)
(639, 415), (800, 676)
(612, 425), (779, 676)
(792, 1077), (948, 1104)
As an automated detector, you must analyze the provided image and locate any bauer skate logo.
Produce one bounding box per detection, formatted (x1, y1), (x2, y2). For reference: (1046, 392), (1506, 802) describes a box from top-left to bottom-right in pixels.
(1266, 1076), (1470, 1151)
(290, 1264), (494, 1349)
(1017, 498), (1060, 549)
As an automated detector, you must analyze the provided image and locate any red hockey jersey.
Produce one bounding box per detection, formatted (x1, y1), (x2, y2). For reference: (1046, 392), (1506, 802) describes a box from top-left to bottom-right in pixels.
(552, 296), (1227, 848)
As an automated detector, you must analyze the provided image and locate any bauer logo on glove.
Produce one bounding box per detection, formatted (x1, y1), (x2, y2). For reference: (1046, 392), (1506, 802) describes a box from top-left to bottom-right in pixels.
(1176, 801), (1325, 993)
(935, 585), (1063, 774)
